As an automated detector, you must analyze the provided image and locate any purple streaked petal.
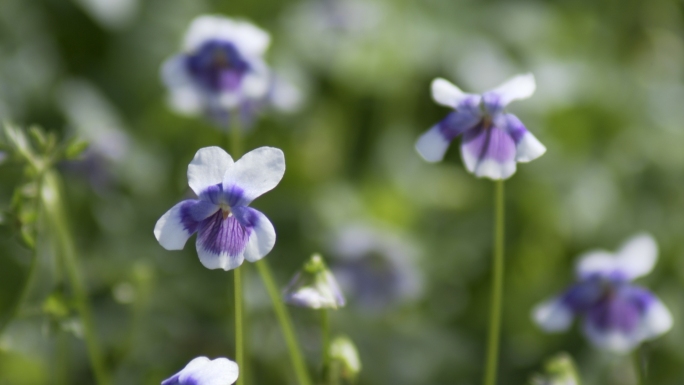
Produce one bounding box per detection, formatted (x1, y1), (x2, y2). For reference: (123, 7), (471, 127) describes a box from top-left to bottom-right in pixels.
(581, 285), (662, 353)
(488, 73), (536, 106)
(461, 124), (517, 180)
(196, 211), (250, 270)
(222, 147), (285, 205)
(532, 296), (574, 332)
(232, 206), (275, 262)
(481, 92), (503, 116)
(185, 40), (250, 94)
(188, 147), (234, 196)
(502, 114), (546, 162)
(154, 200), (219, 250)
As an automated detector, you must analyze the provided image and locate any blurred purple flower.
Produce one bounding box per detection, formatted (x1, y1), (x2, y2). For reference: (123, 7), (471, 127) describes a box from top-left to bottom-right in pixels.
(162, 356), (238, 385)
(162, 16), (301, 127)
(416, 73), (545, 180)
(533, 233), (673, 353)
(154, 146), (284, 271)
(331, 225), (422, 311)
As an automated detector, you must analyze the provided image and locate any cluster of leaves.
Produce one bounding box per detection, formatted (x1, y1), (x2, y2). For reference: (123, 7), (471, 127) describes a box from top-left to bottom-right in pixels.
(0, 124), (87, 249)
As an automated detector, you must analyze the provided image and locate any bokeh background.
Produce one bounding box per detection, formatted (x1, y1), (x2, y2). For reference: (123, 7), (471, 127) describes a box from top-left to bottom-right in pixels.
(1, 0), (683, 384)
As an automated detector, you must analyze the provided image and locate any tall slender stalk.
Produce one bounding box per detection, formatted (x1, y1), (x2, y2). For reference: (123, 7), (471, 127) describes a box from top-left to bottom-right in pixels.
(42, 171), (110, 385)
(234, 266), (245, 385)
(321, 309), (331, 385)
(0, 233), (39, 336)
(633, 346), (645, 385)
(483, 180), (505, 385)
(229, 121), (246, 385)
(227, 116), (312, 385)
(256, 260), (313, 385)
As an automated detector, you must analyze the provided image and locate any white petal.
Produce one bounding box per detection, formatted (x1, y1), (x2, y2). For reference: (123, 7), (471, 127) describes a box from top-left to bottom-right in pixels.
(616, 233), (658, 280)
(167, 89), (204, 115)
(239, 63), (270, 99)
(162, 356), (211, 385)
(490, 73), (536, 106)
(532, 297), (574, 332)
(154, 202), (196, 250)
(431, 78), (469, 108)
(161, 55), (191, 88)
(188, 147), (234, 196)
(181, 356), (211, 372)
(236, 207), (276, 263)
(180, 357), (239, 385)
(222, 147), (285, 204)
(583, 322), (639, 353)
(515, 131), (546, 162)
(575, 250), (616, 279)
(196, 241), (245, 271)
(470, 157), (517, 180)
(641, 298), (673, 339)
(184, 16), (270, 58)
(415, 125), (451, 162)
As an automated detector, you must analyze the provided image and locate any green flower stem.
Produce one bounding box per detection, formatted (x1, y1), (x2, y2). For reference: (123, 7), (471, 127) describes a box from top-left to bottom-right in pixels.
(633, 347), (645, 385)
(234, 267), (245, 385)
(483, 180), (505, 385)
(229, 121), (247, 385)
(321, 308), (331, 384)
(256, 259), (313, 385)
(42, 171), (110, 385)
(0, 237), (39, 336)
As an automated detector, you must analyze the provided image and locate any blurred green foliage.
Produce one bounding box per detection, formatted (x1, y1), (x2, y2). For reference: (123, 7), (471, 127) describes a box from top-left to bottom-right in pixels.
(1, 0), (684, 384)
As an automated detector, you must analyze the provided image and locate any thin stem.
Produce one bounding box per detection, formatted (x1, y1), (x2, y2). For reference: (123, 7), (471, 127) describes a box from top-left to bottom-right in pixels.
(633, 347), (645, 385)
(234, 267), (245, 385)
(0, 239), (39, 336)
(256, 259), (313, 385)
(230, 115), (246, 385)
(483, 180), (505, 385)
(0, 176), (44, 337)
(321, 309), (331, 385)
(42, 171), (110, 385)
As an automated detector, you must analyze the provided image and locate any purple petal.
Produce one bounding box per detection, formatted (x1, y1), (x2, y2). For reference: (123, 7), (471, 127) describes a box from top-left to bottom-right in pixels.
(582, 285), (659, 352)
(481, 92), (503, 116)
(501, 114), (546, 162)
(195, 210), (251, 270)
(232, 206), (275, 262)
(460, 123), (517, 180)
(185, 40), (250, 93)
(415, 99), (481, 162)
(154, 200), (219, 251)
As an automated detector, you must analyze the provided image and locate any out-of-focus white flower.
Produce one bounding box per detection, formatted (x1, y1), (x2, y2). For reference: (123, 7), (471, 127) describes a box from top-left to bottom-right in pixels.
(331, 224), (422, 311)
(533, 233), (673, 353)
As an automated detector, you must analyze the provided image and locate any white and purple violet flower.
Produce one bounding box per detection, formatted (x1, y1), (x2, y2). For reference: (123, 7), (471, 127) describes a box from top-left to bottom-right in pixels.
(416, 73), (546, 180)
(161, 16), (272, 124)
(162, 356), (239, 385)
(533, 233), (673, 353)
(154, 146), (284, 271)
